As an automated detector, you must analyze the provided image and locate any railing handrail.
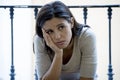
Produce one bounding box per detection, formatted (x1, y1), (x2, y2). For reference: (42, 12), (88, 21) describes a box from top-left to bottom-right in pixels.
(0, 4), (120, 8)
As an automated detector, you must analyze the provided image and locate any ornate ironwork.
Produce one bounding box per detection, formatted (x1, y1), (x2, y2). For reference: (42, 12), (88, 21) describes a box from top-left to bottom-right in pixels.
(107, 7), (114, 80)
(83, 7), (87, 24)
(34, 7), (38, 19)
(9, 7), (15, 80)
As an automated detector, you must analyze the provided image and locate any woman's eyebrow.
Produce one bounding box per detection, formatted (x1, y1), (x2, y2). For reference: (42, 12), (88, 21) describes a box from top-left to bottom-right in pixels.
(44, 29), (52, 32)
(56, 23), (64, 27)
(42, 28), (49, 32)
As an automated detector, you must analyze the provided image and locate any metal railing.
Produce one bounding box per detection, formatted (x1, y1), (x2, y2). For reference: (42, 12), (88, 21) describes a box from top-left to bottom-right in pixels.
(0, 4), (120, 80)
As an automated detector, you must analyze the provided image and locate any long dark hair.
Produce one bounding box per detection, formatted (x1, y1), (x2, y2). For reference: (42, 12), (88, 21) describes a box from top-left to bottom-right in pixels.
(35, 1), (85, 55)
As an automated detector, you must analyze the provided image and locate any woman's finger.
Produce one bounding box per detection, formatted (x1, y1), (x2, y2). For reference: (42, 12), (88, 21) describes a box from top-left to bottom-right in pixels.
(42, 28), (53, 47)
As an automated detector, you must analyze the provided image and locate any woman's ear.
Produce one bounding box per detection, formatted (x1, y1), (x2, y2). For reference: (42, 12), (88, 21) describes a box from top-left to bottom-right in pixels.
(70, 17), (74, 28)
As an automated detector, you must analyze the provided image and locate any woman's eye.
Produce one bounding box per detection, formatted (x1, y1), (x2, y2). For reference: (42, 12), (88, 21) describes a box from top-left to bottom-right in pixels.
(58, 26), (64, 30)
(46, 30), (53, 34)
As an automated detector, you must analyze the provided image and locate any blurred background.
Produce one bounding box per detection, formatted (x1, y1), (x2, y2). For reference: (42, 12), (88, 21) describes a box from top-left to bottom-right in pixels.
(0, 0), (120, 80)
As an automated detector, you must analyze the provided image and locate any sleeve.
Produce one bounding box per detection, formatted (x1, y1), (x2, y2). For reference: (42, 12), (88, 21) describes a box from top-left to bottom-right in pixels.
(79, 28), (97, 78)
(33, 35), (51, 79)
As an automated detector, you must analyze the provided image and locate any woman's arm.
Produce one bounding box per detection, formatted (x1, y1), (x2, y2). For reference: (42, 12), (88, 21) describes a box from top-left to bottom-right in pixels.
(42, 51), (63, 80)
(41, 29), (63, 80)
(79, 28), (97, 80)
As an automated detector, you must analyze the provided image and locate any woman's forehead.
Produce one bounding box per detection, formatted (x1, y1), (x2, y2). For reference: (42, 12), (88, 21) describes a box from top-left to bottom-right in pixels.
(43, 18), (68, 29)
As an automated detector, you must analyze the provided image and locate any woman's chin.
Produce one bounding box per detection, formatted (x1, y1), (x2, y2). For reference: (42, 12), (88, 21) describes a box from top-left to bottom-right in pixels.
(57, 45), (67, 49)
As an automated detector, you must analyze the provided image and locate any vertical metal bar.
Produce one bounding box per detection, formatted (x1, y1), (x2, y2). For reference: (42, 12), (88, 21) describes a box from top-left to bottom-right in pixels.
(83, 7), (87, 24)
(34, 69), (38, 80)
(107, 7), (114, 80)
(34, 7), (38, 80)
(34, 7), (38, 19)
(9, 7), (15, 80)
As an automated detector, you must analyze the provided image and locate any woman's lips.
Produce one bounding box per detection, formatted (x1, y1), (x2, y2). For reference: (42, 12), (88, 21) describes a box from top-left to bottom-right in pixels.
(56, 41), (65, 45)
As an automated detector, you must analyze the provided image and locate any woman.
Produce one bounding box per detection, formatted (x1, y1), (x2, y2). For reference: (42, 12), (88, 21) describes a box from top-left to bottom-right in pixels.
(33, 1), (97, 80)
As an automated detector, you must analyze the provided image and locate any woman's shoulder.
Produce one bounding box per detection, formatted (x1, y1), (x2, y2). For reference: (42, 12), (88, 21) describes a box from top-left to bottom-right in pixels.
(82, 26), (95, 38)
(33, 35), (45, 47)
(74, 24), (96, 49)
(76, 24), (96, 40)
(34, 35), (44, 42)
(33, 35), (47, 53)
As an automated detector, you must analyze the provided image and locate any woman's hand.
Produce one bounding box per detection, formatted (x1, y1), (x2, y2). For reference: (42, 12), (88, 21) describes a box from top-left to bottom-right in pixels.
(42, 29), (63, 53)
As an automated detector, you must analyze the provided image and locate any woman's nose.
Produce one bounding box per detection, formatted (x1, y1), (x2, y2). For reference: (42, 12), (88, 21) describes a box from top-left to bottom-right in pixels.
(54, 31), (61, 40)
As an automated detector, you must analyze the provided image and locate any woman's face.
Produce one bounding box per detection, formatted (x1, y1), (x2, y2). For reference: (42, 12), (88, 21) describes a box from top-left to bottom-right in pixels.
(43, 17), (74, 49)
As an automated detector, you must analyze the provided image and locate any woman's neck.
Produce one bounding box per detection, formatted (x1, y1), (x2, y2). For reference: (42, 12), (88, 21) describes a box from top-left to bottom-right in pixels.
(64, 38), (74, 51)
(63, 38), (74, 52)
(63, 38), (74, 65)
